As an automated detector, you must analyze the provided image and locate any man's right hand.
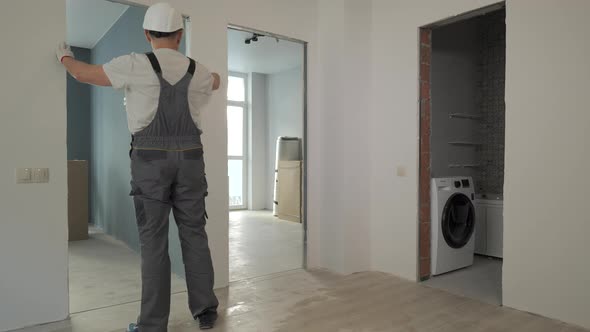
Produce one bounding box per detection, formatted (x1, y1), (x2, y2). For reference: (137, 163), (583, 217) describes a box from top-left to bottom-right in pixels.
(212, 73), (221, 91)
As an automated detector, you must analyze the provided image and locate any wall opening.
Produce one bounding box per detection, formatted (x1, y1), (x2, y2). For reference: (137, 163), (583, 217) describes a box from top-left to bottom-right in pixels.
(66, 0), (193, 315)
(227, 26), (308, 282)
(418, 4), (506, 306)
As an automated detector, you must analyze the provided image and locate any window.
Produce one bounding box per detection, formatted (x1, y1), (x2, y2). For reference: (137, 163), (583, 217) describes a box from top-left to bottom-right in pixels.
(227, 73), (248, 209)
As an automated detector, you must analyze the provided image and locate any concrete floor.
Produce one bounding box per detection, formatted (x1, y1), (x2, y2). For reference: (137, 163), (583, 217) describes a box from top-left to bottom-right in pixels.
(68, 210), (302, 313)
(68, 230), (186, 314)
(229, 210), (303, 282)
(423, 255), (502, 305)
(12, 268), (588, 332)
(12, 222), (587, 331)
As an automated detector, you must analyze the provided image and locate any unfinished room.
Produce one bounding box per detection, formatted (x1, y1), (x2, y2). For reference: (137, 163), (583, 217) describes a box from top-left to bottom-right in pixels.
(1, 0), (589, 332)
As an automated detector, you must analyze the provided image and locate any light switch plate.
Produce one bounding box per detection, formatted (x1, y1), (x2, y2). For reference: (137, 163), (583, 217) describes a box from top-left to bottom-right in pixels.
(396, 166), (407, 177)
(32, 168), (49, 183)
(16, 168), (33, 184)
(16, 168), (49, 184)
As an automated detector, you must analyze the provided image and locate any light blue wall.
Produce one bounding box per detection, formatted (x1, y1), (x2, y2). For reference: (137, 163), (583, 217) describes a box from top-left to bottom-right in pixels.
(67, 47), (92, 161)
(91, 6), (187, 277)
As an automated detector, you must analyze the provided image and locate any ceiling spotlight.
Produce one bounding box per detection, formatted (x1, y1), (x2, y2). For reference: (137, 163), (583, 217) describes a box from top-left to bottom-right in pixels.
(245, 33), (265, 45)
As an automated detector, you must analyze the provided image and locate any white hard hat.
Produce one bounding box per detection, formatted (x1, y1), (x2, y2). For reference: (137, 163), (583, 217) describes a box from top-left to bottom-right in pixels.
(143, 2), (184, 33)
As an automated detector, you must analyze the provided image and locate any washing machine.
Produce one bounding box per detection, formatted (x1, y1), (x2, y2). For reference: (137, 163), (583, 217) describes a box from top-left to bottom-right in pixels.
(431, 177), (476, 275)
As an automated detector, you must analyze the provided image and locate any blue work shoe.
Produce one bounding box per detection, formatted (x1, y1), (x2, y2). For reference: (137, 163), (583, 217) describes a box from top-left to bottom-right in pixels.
(126, 323), (139, 332)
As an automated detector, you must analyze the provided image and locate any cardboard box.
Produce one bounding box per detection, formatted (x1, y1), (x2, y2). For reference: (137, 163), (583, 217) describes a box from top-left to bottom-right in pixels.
(277, 161), (302, 223)
(68, 160), (89, 241)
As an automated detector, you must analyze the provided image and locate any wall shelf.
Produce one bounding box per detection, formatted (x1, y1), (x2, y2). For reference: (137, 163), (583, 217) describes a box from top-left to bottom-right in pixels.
(448, 141), (483, 146)
(449, 113), (483, 120)
(449, 164), (481, 168)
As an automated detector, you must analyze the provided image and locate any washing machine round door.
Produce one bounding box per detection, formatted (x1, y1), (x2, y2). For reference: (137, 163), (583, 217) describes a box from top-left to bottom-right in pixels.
(441, 193), (475, 249)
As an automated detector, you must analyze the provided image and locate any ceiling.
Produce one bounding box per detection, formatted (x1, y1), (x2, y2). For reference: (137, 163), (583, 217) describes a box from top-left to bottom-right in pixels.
(228, 29), (303, 74)
(67, 0), (129, 49)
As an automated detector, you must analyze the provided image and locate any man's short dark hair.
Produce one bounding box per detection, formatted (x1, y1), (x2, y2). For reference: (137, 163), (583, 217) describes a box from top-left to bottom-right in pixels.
(148, 29), (182, 39)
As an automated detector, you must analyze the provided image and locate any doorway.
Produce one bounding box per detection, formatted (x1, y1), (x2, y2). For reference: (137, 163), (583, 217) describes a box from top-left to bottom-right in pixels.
(66, 0), (192, 315)
(418, 4), (506, 305)
(227, 26), (307, 282)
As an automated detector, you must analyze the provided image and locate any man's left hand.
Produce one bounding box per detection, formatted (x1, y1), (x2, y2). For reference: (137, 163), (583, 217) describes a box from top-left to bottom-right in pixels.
(56, 42), (74, 63)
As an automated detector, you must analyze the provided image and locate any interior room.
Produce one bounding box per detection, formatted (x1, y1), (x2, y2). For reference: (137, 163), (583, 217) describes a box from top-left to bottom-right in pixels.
(3, 0), (590, 331)
(422, 7), (506, 305)
(66, 0), (190, 314)
(226, 28), (305, 282)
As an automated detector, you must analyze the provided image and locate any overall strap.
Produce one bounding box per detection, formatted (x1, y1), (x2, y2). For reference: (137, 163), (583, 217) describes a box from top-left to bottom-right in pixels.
(187, 58), (196, 76)
(146, 52), (162, 74)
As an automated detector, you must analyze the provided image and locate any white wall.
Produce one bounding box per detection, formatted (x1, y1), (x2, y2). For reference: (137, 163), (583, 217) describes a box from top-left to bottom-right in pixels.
(248, 73), (268, 210)
(0, 0), (321, 330)
(266, 67), (304, 210)
(0, 1), (69, 331)
(370, 0), (590, 327)
(317, 0), (372, 274)
(502, 0), (590, 328)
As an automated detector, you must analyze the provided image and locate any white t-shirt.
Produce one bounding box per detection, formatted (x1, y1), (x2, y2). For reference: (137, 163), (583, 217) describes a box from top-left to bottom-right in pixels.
(103, 48), (213, 134)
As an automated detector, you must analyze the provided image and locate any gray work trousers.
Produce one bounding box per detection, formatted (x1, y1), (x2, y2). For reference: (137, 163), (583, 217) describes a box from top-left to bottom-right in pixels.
(130, 149), (218, 332)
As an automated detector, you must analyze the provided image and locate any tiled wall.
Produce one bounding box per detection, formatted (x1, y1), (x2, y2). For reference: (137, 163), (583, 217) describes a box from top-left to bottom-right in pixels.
(475, 10), (506, 195)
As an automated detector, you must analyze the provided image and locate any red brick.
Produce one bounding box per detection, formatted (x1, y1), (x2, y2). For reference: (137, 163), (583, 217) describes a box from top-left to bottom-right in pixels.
(420, 239), (430, 260)
(420, 63), (431, 82)
(419, 203), (431, 224)
(420, 186), (430, 206)
(419, 225), (431, 259)
(420, 99), (431, 120)
(420, 47), (431, 65)
(419, 206), (426, 223)
(420, 258), (431, 279)
(420, 81), (430, 100)
(420, 222), (430, 243)
(421, 123), (430, 142)
(420, 29), (431, 46)
(420, 136), (430, 159)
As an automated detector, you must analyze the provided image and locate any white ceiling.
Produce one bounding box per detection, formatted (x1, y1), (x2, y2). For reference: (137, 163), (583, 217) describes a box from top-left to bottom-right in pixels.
(228, 29), (303, 74)
(67, 0), (129, 49)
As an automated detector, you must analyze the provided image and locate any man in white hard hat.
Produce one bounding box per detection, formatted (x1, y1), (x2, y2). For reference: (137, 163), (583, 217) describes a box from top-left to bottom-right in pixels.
(56, 3), (220, 331)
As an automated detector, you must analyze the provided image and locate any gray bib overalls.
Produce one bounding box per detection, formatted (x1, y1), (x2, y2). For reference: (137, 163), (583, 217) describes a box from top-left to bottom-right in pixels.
(129, 52), (218, 332)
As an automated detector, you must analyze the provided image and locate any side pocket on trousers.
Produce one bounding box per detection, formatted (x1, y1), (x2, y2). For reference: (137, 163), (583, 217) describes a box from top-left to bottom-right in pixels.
(203, 174), (208, 219)
(129, 180), (142, 196)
